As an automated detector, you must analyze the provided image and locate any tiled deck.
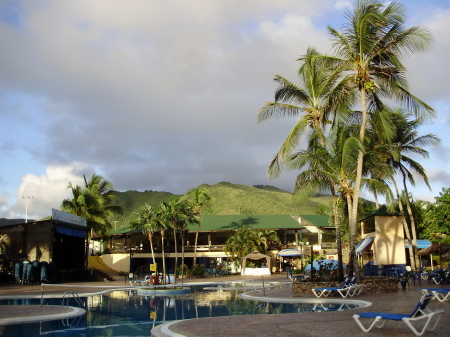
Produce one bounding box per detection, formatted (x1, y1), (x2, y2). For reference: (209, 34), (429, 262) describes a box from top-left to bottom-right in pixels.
(0, 274), (448, 336)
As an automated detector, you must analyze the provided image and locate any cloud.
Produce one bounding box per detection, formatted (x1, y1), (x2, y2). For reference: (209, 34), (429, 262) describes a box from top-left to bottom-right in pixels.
(1, 1), (449, 219)
(1, 164), (89, 220)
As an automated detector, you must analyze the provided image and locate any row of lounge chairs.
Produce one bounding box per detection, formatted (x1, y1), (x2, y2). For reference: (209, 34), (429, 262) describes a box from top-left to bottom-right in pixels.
(292, 274), (448, 336)
(312, 277), (364, 298)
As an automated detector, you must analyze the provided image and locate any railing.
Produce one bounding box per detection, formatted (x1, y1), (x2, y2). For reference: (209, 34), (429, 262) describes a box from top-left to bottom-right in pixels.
(110, 245), (227, 254)
(62, 291), (84, 308)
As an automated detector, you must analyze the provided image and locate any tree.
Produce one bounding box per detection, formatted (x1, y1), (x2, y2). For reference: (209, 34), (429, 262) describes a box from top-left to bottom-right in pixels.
(256, 229), (281, 252)
(289, 122), (361, 280)
(160, 196), (200, 284)
(61, 174), (122, 269)
(224, 225), (260, 270)
(320, 0), (434, 275)
(186, 187), (213, 265)
(129, 203), (160, 269)
(421, 188), (450, 241)
(257, 47), (354, 178)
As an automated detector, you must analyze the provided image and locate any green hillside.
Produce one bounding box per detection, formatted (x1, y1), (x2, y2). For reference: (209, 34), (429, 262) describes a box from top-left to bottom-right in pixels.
(109, 190), (177, 228)
(190, 181), (325, 215)
(108, 182), (335, 229)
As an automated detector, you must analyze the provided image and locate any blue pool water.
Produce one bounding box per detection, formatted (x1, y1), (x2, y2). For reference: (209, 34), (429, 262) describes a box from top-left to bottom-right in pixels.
(0, 284), (358, 337)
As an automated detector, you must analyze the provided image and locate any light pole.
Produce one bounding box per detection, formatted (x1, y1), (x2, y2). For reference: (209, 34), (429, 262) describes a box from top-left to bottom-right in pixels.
(22, 196), (33, 223)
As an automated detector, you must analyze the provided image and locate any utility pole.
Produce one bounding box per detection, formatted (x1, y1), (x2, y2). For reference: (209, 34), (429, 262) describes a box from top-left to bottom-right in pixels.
(22, 196), (33, 223)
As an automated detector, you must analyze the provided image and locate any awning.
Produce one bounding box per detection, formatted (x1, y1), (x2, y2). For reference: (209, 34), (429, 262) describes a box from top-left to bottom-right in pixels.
(55, 224), (87, 238)
(356, 237), (374, 255)
(277, 249), (302, 257)
(404, 239), (432, 249)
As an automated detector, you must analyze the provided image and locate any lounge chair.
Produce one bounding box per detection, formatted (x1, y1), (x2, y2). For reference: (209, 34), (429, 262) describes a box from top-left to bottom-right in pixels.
(420, 288), (450, 302)
(312, 277), (354, 298)
(353, 294), (444, 336)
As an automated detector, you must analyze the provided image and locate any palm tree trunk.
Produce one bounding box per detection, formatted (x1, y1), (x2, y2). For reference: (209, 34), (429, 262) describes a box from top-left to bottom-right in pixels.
(148, 233), (156, 268)
(332, 194), (344, 281)
(350, 87), (369, 278)
(346, 193), (355, 277)
(400, 167), (420, 271)
(181, 233), (185, 285)
(161, 230), (166, 285)
(173, 223), (178, 285)
(193, 224), (200, 265)
(392, 179), (416, 270)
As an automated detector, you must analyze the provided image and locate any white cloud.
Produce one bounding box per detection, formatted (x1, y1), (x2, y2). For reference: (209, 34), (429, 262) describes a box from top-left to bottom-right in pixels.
(1, 164), (90, 220)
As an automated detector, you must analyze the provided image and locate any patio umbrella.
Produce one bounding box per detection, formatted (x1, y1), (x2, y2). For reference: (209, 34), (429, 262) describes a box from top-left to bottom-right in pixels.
(277, 249), (303, 257)
(304, 259), (346, 271)
(418, 243), (450, 268)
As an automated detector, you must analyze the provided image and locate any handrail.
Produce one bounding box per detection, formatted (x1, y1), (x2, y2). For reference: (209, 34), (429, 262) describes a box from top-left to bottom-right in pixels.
(62, 291), (84, 308)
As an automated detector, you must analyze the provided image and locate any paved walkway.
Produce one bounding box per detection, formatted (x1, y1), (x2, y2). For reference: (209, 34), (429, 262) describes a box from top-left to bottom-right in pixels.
(0, 274), (448, 336)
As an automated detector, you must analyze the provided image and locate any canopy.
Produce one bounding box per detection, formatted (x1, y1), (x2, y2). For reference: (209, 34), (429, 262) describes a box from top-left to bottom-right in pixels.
(355, 237), (374, 255)
(404, 239), (432, 249)
(418, 243), (450, 256)
(277, 249), (302, 257)
(418, 243), (450, 267)
(242, 251), (271, 270)
(305, 259), (346, 271)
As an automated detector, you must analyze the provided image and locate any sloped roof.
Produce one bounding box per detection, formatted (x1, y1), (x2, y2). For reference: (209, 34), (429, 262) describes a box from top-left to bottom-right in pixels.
(186, 214), (302, 232)
(359, 205), (402, 222)
(109, 214), (302, 235)
(298, 214), (332, 228)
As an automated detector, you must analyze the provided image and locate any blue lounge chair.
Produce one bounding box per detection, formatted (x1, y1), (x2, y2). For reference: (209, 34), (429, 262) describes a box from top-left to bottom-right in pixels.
(353, 294), (443, 336)
(420, 288), (450, 302)
(312, 277), (354, 298)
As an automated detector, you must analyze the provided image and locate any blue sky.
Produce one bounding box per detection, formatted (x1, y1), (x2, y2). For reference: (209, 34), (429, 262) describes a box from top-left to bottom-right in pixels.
(1, 0), (450, 220)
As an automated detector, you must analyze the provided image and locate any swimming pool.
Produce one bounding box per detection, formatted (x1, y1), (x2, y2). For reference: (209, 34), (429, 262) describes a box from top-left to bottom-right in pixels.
(0, 284), (360, 337)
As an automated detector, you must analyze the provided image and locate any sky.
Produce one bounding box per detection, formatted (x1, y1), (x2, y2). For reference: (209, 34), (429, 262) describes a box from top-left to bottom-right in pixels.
(1, 0), (450, 221)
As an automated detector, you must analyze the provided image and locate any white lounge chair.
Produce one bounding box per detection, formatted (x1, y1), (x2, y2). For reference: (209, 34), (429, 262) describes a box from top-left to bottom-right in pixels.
(420, 288), (450, 302)
(353, 294), (444, 336)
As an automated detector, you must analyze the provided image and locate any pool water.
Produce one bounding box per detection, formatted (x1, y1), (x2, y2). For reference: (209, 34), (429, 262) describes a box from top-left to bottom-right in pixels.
(0, 285), (358, 337)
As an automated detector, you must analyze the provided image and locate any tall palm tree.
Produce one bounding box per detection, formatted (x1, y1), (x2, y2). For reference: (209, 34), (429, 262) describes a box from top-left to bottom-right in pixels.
(257, 47), (355, 178)
(320, 0), (434, 275)
(387, 113), (439, 270)
(61, 174), (122, 269)
(186, 187), (212, 265)
(129, 203), (159, 268)
(289, 122), (361, 279)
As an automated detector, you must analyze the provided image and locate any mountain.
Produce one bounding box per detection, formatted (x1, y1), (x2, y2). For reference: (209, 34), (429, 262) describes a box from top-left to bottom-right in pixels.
(1, 182), (335, 229)
(191, 181), (329, 215)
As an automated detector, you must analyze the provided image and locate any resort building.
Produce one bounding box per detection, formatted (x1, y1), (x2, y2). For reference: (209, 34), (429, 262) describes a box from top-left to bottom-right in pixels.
(103, 214), (337, 275)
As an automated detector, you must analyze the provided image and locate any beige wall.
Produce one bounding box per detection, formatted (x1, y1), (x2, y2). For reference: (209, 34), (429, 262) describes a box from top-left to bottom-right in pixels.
(374, 216), (406, 266)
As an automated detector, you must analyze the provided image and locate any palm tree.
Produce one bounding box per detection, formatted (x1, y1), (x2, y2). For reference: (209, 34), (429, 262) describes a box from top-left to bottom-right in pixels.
(320, 0), (434, 275)
(386, 112), (439, 270)
(289, 122), (361, 279)
(257, 47), (355, 178)
(61, 174), (122, 269)
(256, 229), (281, 252)
(129, 203), (159, 268)
(224, 225), (259, 270)
(160, 196), (200, 284)
(186, 187), (212, 265)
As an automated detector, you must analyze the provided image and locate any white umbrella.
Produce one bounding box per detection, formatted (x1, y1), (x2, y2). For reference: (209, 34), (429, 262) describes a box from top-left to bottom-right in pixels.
(277, 249), (303, 257)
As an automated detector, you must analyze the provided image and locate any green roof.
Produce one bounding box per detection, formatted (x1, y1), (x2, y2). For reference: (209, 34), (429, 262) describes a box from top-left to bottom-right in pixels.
(109, 214), (302, 235)
(298, 214), (332, 227)
(359, 205), (402, 222)
(186, 214), (302, 232)
(108, 226), (141, 235)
